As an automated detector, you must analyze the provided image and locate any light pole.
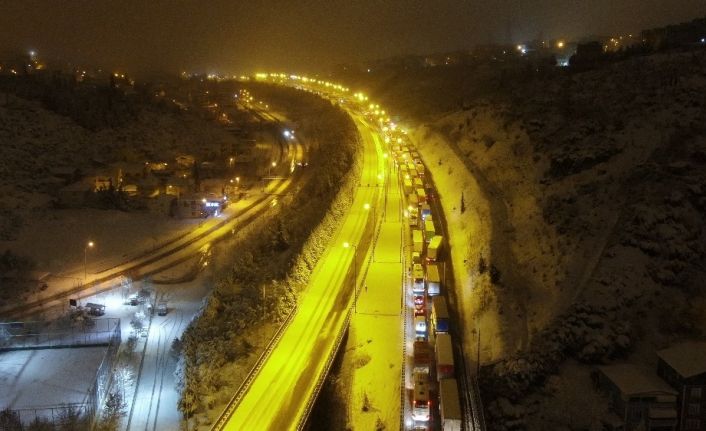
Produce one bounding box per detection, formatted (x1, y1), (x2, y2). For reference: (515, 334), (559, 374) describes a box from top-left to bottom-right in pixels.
(84, 241), (94, 284)
(364, 203), (377, 262)
(364, 202), (374, 223)
(268, 161), (277, 177)
(343, 242), (358, 313)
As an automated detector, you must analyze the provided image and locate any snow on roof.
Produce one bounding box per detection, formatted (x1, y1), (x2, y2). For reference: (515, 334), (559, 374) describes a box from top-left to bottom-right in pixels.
(657, 341), (706, 379)
(599, 364), (676, 398)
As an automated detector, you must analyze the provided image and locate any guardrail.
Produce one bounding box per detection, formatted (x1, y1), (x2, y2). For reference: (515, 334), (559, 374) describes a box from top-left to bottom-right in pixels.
(469, 373), (487, 431)
(296, 306), (353, 431)
(211, 303), (298, 431)
(296, 199), (378, 430)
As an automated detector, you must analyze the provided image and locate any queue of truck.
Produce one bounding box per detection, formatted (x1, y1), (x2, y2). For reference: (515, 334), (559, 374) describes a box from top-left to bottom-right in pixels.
(391, 137), (462, 431)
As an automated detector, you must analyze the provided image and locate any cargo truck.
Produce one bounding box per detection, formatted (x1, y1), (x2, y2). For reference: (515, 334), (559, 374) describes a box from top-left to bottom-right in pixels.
(439, 379), (462, 431)
(403, 178), (413, 196)
(420, 204), (431, 221)
(407, 161), (417, 174)
(414, 315), (427, 341)
(407, 193), (418, 210)
(427, 235), (443, 262)
(412, 263), (425, 294)
(413, 341), (432, 373)
(416, 162), (425, 177)
(413, 229), (424, 253)
(431, 296), (450, 333)
(424, 219), (435, 243)
(436, 333), (455, 380)
(412, 371), (431, 422)
(416, 188), (427, 205)
(408, 205), (419, 227)
(426, 263), (441, 296)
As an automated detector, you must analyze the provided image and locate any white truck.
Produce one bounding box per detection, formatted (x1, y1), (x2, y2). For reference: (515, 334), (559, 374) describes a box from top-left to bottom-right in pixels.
(426, 263), (441, 296)
(436, 333), (455, 380)
(427, 235), (443, 262)
(439, 378), (462, 431)
(413, 229), (424, 253)
(412, 263), (425, 294)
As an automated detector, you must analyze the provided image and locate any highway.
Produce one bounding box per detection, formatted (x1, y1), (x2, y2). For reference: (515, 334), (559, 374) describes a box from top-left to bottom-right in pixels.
(216, 112), (385, 430)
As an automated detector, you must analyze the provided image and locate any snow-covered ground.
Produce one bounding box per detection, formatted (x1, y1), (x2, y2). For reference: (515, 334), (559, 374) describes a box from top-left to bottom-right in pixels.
(125, 272), (210, 431)
(343, 182), (404, 430)
(0, 347), (106, 410)
(372, 49), (706, 429)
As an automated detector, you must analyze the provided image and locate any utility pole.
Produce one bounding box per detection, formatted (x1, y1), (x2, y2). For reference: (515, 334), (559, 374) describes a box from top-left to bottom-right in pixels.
(84, 241), (94, 285)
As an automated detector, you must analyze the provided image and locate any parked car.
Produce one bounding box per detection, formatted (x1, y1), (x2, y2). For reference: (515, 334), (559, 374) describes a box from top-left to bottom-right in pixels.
(157, 302), (168, 316)
(128, 293), (139, 306)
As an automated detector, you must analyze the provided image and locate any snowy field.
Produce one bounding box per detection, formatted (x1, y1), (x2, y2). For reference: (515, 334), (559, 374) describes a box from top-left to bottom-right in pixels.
(0, 347), (106, 410)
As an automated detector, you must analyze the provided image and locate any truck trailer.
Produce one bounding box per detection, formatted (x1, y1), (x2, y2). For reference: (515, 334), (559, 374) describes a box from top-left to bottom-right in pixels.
(412, 263), (425, 294)
(427, 235), (443, 262)
(424, 219), (435, 243)
(413, 341), (433, 374)
(435, 333), (455, 380)
(431, 296), (450, 333)
(426, 263), (441, 296)
(439, 379), (462, 431)
(413, 229), (424, 253)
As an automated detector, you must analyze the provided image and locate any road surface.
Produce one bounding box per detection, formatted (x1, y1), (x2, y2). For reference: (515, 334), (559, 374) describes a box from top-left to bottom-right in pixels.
(216, 113), (385, 430)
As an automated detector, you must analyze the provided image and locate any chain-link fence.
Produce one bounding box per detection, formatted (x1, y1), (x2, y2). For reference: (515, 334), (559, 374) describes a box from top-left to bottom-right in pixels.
(0, 318), (121, 430)
(0, 318), (120, 351)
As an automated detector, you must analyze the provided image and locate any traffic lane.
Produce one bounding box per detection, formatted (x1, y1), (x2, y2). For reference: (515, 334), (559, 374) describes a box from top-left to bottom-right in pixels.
(225, 246), (351, 429)
(226, 186), (375, 428)
(223, 113), (379, 428)
(228, 178), (374, 426)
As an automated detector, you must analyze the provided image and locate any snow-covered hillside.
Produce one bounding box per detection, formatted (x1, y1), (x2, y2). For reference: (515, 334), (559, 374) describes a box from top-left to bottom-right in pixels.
(373, 49), (706, 428)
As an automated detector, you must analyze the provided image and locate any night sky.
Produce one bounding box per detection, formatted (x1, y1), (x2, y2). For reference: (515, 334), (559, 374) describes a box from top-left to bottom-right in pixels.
(1, 0), (704, 75)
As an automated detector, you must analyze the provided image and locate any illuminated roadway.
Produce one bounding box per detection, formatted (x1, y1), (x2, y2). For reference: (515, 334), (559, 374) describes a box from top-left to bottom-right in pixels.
(218, 112), (386, 430)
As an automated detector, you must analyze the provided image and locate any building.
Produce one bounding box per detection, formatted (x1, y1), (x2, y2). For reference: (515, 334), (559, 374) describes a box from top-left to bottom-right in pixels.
(596, 364), (678, 431)
(176, 193), (226, 219)
(657, 342), (706, 431)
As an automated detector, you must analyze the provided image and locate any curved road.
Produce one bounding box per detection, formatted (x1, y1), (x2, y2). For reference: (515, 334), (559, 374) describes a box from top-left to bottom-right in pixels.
(216, 112), (386, 430)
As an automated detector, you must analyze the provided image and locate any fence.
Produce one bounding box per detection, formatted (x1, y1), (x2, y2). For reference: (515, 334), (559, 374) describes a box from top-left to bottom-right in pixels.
(0, 318), (120, 351)
(0, 318), (121, 429)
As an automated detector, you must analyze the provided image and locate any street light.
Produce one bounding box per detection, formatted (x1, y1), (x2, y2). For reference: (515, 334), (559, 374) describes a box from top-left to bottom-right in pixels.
(268, 161), (277, 177)
(84, 241), (94, 284)
(343, 241), (358, 312)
